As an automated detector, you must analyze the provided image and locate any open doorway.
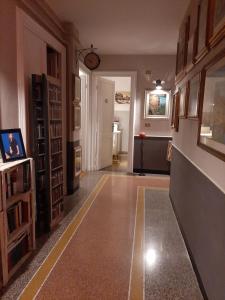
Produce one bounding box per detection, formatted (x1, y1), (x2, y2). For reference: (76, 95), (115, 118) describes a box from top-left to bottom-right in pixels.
(101, 76), (131, 172)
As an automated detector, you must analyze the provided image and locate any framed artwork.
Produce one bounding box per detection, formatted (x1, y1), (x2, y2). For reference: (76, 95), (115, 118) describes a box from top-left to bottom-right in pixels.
(176, 20), (188, 76)
(115, 91), (131, 104)
(186, 15), (196, 70)
(209, 0), (225, 45)
(0, 129), (26, 162)
(198, 53), (225, 161)
(73, 103), (81, 130)
(74, 146), (82, 177)
(179, 84), (188, 118)
(72, 74), (81, 102)
(196, 0), (209, 61)
(144, 90), (170, 119)
(171, 91), (180, 132)
(187, 73), (201, 119)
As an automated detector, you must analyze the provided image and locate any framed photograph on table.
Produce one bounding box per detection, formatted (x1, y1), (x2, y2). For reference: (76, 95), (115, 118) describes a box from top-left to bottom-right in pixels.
(198, 53), (225, 161)
(179, 84), (188, 118)
(0, 129), (26, 162)
(72, 74), (81, 103)
(187, 73), (201, 119)
(209, 0), (225, 46)
(144, 90), (170, 119)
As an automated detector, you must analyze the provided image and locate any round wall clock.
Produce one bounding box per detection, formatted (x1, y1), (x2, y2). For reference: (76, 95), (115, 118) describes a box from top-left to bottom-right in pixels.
(84, 52), (101, 70)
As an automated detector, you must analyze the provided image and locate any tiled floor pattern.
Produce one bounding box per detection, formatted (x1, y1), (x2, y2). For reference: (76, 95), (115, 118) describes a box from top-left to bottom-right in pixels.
(0, 173), (203, 299)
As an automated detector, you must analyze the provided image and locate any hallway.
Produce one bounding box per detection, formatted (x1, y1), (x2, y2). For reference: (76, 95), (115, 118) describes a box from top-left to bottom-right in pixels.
(13, 174), (202, 300)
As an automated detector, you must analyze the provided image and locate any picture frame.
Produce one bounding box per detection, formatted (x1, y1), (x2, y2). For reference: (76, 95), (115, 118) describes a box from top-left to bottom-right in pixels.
(144, 90), (170, 119)
(72, 74), (81, 103)
(209, 0), (225, 46)
(0, 129), (26, 163)
(74, 146), (82, 177)
(186, 15), (196, 71)
(198, 52), (225, 161)
(187, 73), (201, 119)
(73, 103), (81, 130)
(179, 84), (188, 118)
(195, 0), (209, 61)
(176, 20), (188, 76)
(171, 91), (180, 132)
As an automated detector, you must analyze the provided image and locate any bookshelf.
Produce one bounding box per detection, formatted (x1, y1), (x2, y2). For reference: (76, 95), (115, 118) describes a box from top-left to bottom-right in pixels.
(0, 158), (35, 286)
(31, 46), (64, 233)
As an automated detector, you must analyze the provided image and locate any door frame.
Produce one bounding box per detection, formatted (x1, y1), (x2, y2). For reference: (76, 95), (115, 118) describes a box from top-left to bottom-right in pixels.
(79, 61), (91, 172)
(92, 71), (137, 173)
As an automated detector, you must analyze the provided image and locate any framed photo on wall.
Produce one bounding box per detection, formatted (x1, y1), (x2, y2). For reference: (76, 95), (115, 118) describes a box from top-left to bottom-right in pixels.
(0, 129), (26, 162)
(171, 91), (180, 132)
(144, 90), (170, 119)
(179, 84), (188, 118)
(198, 52), (225, 161)
(74, 146), (82, 177)
(72, 74), (81, 103)
(209, 0), (225, 46)
(195, 0), (209, 61)
(187, 73), (201, 119)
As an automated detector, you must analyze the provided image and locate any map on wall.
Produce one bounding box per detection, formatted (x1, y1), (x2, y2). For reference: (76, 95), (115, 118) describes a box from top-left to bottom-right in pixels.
(115, 91), (131, 104)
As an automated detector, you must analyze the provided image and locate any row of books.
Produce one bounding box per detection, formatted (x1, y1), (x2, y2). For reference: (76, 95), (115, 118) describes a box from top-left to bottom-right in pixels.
(36, 124), (45, 139)
(52, 169), (63, 187)
(50, 123), (62, 137)
(49, 103), (62, 120)
(51, 154), (62, 169)
(52, 184), (63, 205)
(37, 156), (46, 171)
(7, 201), (28, 234)
(8, 232), (28, 271)
(51, 139), (62, 153)
(48, 85), (61, 102)
(36, 106), (43, 119)
(37, 141), (46, 155)
(32, 82), (42, 101)
(52, 202), (63, 220)
(5, 164), (31, 199)
(37, 174), (46, 190)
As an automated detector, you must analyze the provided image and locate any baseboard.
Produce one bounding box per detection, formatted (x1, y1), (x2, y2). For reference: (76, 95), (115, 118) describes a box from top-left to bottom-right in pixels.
(133, 169), (170, 175)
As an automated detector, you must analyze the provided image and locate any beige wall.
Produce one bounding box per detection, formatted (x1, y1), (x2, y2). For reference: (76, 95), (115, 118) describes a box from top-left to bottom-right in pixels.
(0, 0), (18, 128)
(98, 55), (176, 136)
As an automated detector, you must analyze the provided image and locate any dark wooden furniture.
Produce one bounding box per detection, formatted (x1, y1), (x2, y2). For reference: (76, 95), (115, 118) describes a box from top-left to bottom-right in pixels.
(133, 136), (172, 174)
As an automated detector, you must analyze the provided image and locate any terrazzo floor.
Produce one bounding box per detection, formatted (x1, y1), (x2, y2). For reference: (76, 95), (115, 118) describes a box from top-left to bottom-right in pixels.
(0, 172), (203, 299)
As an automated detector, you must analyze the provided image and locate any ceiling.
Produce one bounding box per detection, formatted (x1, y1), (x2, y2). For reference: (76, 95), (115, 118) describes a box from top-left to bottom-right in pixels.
(46, 0), (189, 55)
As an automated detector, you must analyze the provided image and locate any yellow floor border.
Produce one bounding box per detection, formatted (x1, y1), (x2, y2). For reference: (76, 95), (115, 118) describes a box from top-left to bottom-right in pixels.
(129, 186), (145, 300)
(19, 175), (109, 300)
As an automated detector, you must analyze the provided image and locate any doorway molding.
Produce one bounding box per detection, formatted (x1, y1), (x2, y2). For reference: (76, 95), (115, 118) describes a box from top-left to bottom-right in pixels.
(92, 71), (137, 173)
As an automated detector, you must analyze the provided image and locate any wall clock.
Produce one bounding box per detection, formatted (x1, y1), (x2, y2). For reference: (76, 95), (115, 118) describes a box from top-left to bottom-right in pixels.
(84, 52), (101, 70)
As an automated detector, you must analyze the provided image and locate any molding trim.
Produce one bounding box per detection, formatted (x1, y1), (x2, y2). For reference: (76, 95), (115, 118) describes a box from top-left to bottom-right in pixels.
(172, 144), (225, 194)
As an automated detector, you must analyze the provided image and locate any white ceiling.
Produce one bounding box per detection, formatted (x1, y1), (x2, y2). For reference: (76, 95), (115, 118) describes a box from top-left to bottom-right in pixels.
(46, 0), (189, 55)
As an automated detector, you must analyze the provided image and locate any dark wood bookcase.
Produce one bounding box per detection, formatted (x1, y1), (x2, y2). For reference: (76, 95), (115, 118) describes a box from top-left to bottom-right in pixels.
(31, 46), (64, 234)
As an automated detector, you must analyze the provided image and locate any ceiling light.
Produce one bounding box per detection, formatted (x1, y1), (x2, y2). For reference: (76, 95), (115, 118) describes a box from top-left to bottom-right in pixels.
(153, 79), (165, 90)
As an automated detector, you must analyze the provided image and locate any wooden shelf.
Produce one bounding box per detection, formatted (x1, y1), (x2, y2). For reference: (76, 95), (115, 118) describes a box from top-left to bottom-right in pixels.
(47, 75), (61, 87)
(8, 223), (30, 245)
(51, 165), (63, 172)
(8, 252), (32, 279)
(6, 191), (31, 209)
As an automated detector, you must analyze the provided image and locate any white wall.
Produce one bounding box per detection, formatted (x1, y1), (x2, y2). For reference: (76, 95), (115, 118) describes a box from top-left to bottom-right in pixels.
(99, 55), (176, 136)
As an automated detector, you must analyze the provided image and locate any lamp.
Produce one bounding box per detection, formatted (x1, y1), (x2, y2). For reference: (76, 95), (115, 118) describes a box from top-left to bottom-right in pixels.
(153, 79), (165, 90)
(145, 70), (152, 81)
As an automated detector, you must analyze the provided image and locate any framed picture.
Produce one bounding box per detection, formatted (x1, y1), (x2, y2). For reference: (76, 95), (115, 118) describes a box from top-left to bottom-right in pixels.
(73, 103), (81, 130)
(0, 129), (26, 162)
(74, 146), (82, 177)
(186, 15), (196, 70)
(187, 73), (201, 119)
(198, 52), (225, 161)
(115, 91), (131, 104)
(171, 92), (180, 132)
(209, 0), (225, 46)
(144, 90), (170, 119)
(72, 74), (81, 102)
(179, 84), (188, 118)
(176, 20), (188, 76)
(195, 0), (209, 61)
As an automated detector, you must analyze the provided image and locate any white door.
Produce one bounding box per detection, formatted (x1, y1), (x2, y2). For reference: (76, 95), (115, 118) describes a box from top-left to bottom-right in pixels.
(97, 77), (115, 169)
